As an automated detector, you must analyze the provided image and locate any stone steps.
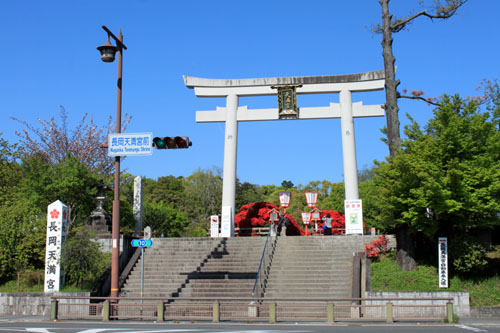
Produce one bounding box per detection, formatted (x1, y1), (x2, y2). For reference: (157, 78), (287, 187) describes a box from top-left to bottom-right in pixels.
(120, 236), (394, 301)
(120, 237), (265, 299)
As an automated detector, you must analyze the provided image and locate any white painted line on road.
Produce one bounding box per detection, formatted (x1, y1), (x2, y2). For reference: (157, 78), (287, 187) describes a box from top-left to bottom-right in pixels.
(77, 329), (123, 333)
(206, 330), (313, 333)
(77, 330), (204, 333)
(456, 325), (488, 332)
(119, 331), (205, 333)
(26, 329), (53, 333)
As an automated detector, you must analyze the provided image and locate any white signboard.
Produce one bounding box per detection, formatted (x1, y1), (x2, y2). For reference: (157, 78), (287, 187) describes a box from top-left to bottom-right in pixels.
(220, 206), (233, 237)
(279, 192), (291, 208)
(438, 237), (448, 288)
(305, 192), (318, 208)
(301, 212), (311, 225)
(108, 132), (153, 156)
(210, 215), (219, 238)
(345, 199), (363, 235)
(44, 200), (68, 292)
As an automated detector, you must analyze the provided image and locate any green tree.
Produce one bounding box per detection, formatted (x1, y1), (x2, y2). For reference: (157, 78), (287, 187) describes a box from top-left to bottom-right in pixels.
(236, 180), (264, 211)
(322, 182), (345, 212)
(184, 168), (222, 229)
(376, 0), (467, 271)
(21, 155), (100, 229)
(0, 139), (45, 280)
(0, 198), (46, 281)
(143, 201), (189, 237)
(61, 229), (108, 289)
(144, 175), (187, 210)
(374, 93), (500, 261)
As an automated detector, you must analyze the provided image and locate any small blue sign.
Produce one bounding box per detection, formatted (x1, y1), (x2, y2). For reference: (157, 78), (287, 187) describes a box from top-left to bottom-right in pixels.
(131, 239), (153, 247)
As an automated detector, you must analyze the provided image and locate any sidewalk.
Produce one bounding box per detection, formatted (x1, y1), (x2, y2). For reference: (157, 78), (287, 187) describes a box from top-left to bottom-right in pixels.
(0, 315), (49, 322)
(459, 317), (500, 326)
(0, 314), (499, 326)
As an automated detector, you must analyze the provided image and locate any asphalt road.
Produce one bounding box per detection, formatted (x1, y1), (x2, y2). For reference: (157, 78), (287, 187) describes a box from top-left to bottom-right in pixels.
(0, 320), (499, 333)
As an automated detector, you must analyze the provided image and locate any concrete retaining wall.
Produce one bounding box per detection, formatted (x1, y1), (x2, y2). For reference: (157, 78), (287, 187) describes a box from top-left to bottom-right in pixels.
(366, 291), (470, 317)
(0, 292), (89, 316)
(470, 306), (500, 318)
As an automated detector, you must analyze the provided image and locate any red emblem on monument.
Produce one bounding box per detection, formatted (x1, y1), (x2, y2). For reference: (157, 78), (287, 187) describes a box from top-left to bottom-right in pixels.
(50, 209), (60, 219)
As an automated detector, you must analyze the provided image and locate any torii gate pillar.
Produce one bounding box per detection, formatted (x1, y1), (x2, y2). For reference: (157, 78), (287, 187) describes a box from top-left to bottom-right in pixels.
(184, 70), (386, 236)
(222, 94), (238, 236)
(340, 89), (358, 200)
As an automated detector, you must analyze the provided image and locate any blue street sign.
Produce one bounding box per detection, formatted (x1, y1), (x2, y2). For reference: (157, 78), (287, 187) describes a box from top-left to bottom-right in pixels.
(131, 239), (153, 248)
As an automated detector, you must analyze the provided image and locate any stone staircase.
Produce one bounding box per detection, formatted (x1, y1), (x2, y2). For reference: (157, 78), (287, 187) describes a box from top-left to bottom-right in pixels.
(119, 237), (266, 300)
(119, 235), (394, 301)
(264, 235), (384, 299)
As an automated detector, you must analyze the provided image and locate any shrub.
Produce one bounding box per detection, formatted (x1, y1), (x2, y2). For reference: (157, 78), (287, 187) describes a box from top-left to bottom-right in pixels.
(61, 229), (108, 289)
(449, 235), (488, 276)
(365, 235), (389, 261)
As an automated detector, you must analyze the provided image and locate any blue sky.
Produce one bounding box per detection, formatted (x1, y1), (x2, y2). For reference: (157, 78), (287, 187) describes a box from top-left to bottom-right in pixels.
(1, 1), (499, 187)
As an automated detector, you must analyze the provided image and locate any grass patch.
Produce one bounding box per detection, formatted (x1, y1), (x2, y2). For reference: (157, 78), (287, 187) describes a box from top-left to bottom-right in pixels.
(0, 275), (95, 293)
(0, 272), (44, 292)
(371, 251), (500, 307)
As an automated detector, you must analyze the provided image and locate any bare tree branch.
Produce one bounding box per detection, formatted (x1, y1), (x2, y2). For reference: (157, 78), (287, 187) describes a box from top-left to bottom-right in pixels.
(374, 1), (468, 33)
(398, 94), (442, 106)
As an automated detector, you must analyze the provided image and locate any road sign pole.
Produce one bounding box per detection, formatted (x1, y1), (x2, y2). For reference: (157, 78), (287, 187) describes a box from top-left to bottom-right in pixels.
(141, 247), (144, 304)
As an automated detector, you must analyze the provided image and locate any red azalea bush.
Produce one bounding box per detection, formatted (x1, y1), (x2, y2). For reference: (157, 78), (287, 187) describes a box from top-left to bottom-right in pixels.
(234, 202), (306, 236)
(364, 235), (389, 260)
(234, 202), (348, 237)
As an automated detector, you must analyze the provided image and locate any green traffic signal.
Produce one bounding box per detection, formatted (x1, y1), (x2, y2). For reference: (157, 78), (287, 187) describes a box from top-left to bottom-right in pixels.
(153, 136), (192, 149)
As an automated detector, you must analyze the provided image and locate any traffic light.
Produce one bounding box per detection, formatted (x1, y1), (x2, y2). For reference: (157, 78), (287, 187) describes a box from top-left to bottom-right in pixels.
(153, 136), (192, 149)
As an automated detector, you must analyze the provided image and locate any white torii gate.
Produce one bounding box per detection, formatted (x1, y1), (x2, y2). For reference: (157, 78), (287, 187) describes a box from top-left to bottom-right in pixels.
(184, 70), (385, 237)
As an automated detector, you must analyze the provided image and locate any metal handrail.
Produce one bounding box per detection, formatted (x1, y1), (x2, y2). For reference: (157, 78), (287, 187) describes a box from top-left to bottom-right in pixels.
(251, 223), (278, 298)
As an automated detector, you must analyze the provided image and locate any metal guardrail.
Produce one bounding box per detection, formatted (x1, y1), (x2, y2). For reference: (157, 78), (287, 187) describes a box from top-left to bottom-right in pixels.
(50, 296), (455, 323)
(251, 226), (278, 299)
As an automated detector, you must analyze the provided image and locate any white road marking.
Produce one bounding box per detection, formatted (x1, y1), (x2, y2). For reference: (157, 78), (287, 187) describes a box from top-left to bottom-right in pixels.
(78, 328), (122, 333)
(207, 331), (313, 333)
(456, 325), (488, 332)
(78, 330), (204, 333)
(26, 329), (53, 333)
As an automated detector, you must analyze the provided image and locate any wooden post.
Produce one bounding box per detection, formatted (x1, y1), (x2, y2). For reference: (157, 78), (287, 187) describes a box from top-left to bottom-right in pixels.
(386, 302), (393, 323)
(361, 257), (366, 318)
(269, 303), (276, 324)
(157, 302), (164, 322)
(447, 302), (454, 323)
(327, 302), (334, 323)
(103, 301), (110, 321)
(213, 301), (220, 323)
(50, 300), (58, 321)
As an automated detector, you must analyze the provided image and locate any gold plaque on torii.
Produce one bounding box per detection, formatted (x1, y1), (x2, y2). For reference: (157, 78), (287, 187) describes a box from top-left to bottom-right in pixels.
(272, 85), (301, 120)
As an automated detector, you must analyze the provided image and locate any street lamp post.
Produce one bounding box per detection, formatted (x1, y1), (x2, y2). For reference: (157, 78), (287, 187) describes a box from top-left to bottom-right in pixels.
(97, 25), (127, 299)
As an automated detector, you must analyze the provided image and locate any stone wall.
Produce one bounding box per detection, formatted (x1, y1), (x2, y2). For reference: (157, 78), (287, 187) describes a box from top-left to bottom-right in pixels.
(366, 291), (470, 317)
(0, 292), (89, 316)
(470, 306), (500, 318)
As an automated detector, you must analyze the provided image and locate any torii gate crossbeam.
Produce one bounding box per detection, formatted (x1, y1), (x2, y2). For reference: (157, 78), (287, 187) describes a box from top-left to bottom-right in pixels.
(184, 70), (385, 237)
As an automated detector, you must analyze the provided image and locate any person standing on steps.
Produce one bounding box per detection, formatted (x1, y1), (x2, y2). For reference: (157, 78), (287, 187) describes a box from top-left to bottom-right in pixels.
(322, 213), (333, 236)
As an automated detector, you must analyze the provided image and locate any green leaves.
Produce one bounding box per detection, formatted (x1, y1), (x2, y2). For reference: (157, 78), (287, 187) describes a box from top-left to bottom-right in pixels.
(374, 91), (500, 238)
(143, 201), (189, 237)
(61, 229), (108, 289)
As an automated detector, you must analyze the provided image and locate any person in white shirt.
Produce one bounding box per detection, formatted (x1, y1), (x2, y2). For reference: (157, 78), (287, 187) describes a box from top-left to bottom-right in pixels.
(322, 214), (333, 235)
